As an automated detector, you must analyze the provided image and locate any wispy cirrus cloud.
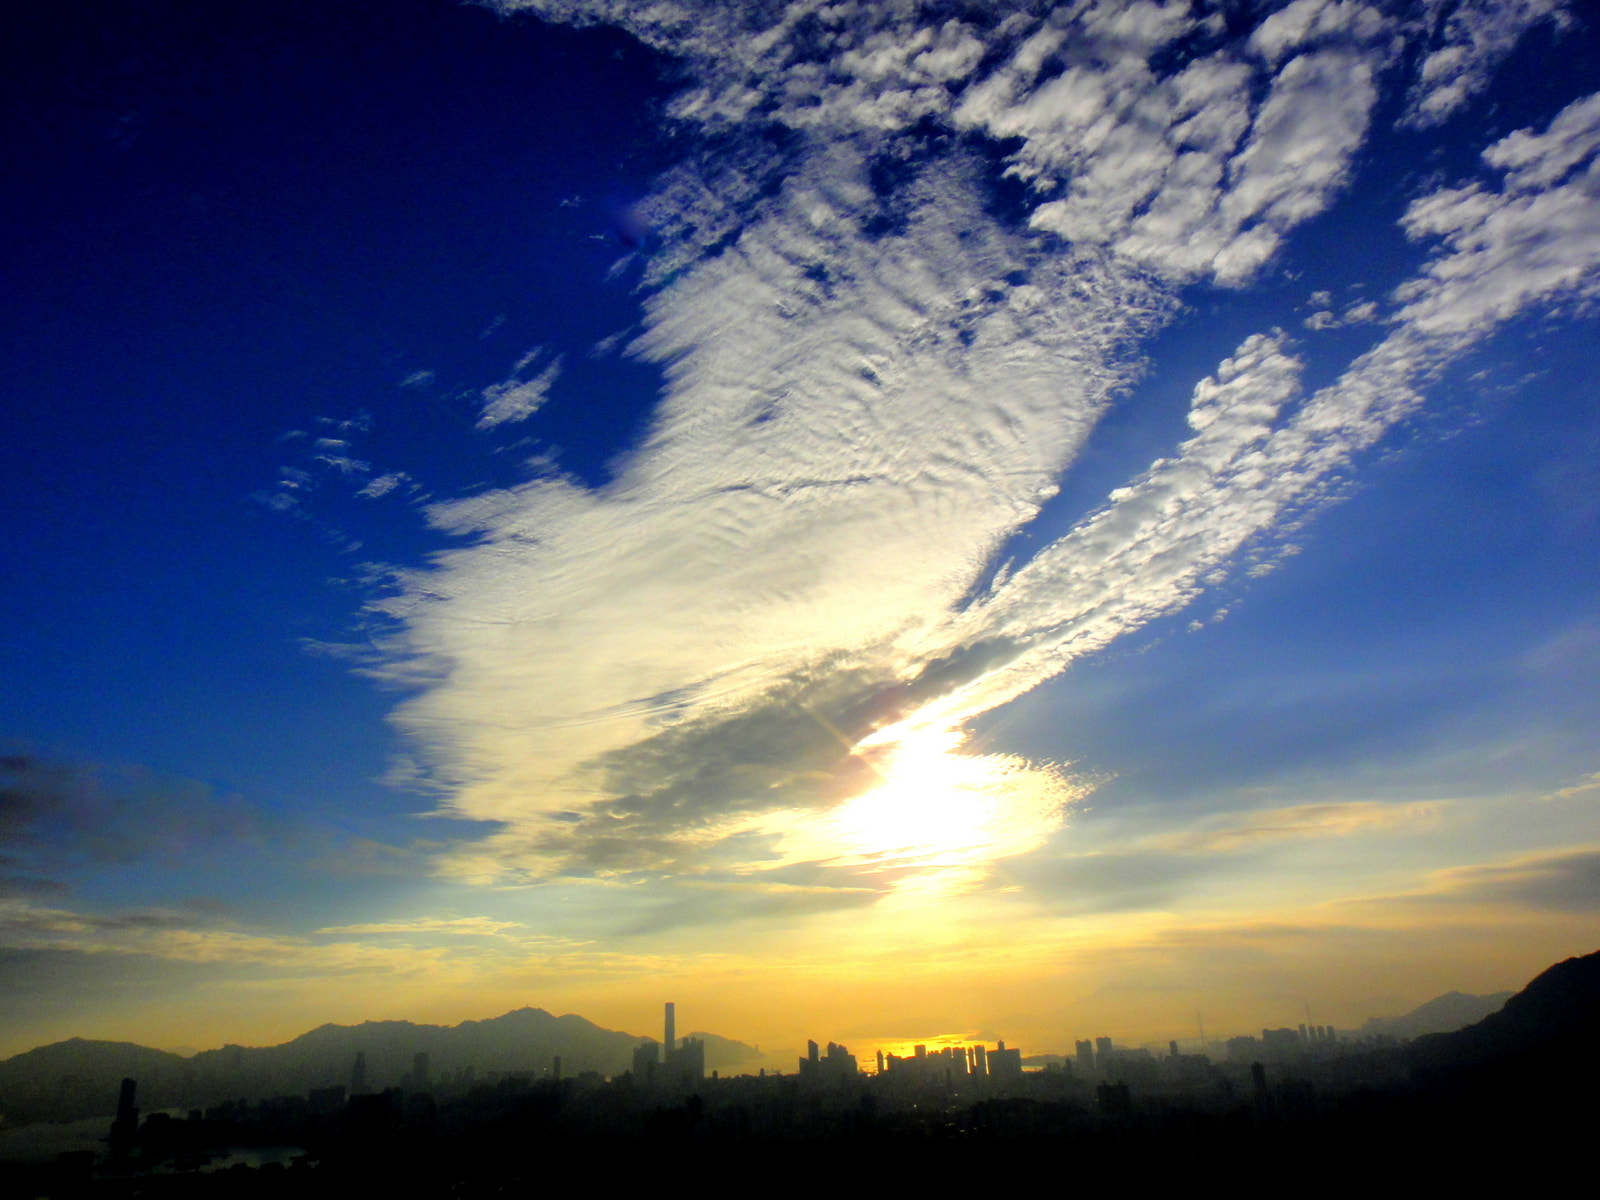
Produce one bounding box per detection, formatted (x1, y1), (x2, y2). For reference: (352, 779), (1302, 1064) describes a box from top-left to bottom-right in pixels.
(338, 2), (1599, 914)
(1150, 800), (1446, 854)
(997, 798), (1444, 913)
(477, 347), (564, 430)
(315, 916), (529, 937)
(1379, 848), (1600, 913)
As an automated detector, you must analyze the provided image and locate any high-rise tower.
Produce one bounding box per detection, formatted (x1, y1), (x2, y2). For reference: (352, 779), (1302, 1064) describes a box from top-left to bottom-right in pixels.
(109, 1077), (139, 1154)
(664, 1001), (676, 1055)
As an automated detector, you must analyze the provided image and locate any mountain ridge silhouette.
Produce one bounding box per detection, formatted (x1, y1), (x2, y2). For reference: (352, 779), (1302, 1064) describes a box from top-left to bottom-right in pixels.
(1407, 949), (1600, 1071)
(1359, 989), (1512, 1040)
(0, 1006), (760, 1125)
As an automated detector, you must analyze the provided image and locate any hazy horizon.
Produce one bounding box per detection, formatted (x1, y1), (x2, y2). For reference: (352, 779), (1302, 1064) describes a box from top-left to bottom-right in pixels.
(0, 981), (1520, 1069)
(4, 0), (1599, 1063)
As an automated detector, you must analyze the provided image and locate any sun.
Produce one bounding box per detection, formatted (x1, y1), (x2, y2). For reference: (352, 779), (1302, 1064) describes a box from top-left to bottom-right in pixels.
(835, 727), (997, 859)
(828, 723), (1075, 877)
(739, 720), (1080, 894)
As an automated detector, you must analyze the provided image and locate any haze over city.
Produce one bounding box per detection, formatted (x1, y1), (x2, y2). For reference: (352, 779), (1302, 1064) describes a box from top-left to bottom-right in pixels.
(4, 0), (1600, 1065)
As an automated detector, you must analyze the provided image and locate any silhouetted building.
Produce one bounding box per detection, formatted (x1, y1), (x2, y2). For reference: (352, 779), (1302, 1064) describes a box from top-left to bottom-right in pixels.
(945, 1045), (967, 1076)
(352, 1050), (368, 1094)
(109, 1077), (139, 1154)
(799, 1040), (859, 1082)
(1096, 1036), (1114, 1059)
(649, 1002), (703, 1087)
(988, 1041), (1022, 1079)
(1075, 1039), (1096, 1069)
(1261, 1028), (1301, 1059)
(667, 1036), (705, 1086)
(1227, 1035), (1261, 1062)
(633, 1040), (660, 1084)
(882, 1044), (974, 1081)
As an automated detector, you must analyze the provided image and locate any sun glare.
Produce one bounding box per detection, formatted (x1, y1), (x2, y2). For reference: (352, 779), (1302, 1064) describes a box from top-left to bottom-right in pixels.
(828, 724), (1076, 884)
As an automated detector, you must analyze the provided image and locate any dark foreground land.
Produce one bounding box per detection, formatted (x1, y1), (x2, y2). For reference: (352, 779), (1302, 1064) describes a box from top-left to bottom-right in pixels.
(5, 950), (1598, 1196)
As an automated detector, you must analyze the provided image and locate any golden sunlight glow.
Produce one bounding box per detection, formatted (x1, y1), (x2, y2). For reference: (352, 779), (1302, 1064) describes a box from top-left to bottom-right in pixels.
(837, 727), (1009, 857)
(822, 723), (1079, 892)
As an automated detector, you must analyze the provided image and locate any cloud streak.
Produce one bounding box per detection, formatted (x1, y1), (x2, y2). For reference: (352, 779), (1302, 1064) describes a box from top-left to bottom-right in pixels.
(477, 348), (564, 430)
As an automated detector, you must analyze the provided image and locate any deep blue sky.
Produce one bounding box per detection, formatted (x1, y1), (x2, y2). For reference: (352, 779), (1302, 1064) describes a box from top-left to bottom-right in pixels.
(3, 0), (669, 822)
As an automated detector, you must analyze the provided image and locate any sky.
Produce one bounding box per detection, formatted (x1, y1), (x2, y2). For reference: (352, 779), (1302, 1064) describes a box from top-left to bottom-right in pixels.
(3, 0), (1599, 1063)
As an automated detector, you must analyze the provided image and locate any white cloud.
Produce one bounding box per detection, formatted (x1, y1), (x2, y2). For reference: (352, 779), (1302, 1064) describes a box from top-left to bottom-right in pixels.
(920, 330), (1315, 721)
(1250, 0), (1388, 66)
(358, 471), (410, 500)
(477, 349), (564, 429)
(955, 6), (1391, 282)
(1395, 89), (1600, 337)
(510, 1), (1392, 284)
(374, 148), (1163, 879)
(357, 5), (1600, 896)
(312, 453), (371, 476)
(1304, 297), (1379, 329)
(1404, 0), (1571, 128)
(917, 87), (1600, 729)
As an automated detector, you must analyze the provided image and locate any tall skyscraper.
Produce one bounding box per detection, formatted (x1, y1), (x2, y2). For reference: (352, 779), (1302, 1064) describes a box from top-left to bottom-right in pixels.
(109, 1077), (139, 1153)
(351, 1051), (368, 1094)
(664, 1001), (676, 1054)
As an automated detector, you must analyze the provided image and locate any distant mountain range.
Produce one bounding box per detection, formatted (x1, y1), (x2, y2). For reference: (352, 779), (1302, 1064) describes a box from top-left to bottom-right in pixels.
(1407, 950), (1600, 1072)
(0, 1008), (760, 1126)
(1360, 990), (1513, 1040)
